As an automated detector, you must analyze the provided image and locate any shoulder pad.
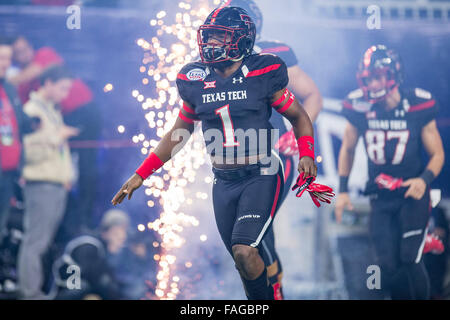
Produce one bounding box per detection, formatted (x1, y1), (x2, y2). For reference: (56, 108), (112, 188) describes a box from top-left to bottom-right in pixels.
(414, 88), (432, 100)
(347, 88), (364, 100)
(343, 89), (372, 113)
(241, 54), (286, 78)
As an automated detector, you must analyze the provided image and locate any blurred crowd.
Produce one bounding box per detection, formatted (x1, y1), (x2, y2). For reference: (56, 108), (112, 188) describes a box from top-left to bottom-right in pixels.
(0, 35), (159, 300)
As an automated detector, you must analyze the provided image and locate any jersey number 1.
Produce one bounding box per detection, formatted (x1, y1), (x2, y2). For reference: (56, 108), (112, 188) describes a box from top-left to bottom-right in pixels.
(215, 104), (240, 147)
(365, 130), (409, 165)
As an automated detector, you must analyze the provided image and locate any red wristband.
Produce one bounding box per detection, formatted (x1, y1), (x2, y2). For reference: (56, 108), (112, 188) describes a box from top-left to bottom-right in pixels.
(136, 152), (164, 180)
(297, 136), (314, 160)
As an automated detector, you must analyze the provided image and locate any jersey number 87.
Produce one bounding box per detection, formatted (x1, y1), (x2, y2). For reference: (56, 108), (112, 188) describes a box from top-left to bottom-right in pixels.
(365, 130), (410, 165)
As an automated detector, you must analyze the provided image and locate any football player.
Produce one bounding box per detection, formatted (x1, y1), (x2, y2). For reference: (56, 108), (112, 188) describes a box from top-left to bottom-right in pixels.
(221, 0), (323, 299)
(112, 6), (317, 300)
(335, 45), (445, 299)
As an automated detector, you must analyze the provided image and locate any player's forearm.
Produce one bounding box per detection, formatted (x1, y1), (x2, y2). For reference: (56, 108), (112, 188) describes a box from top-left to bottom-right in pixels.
(136, 118), (193, 179)
(153, 127), (191, 163)
(338, 144), (355, 178)
(425, 150), (444, 178)
(290, 100), (314, 139)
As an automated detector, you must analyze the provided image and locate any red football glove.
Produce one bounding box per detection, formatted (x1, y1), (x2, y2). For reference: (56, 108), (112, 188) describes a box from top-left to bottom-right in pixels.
(375, 173), (403, 191)
(423, 234), (444, 255)
(275, 129), (298, 156)
(291, 172), (335, 207)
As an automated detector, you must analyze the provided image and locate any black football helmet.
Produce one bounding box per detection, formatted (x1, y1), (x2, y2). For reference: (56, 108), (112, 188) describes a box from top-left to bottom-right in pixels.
(197, 6), (256, 64)
(220, 0), (263, 36)
(356, 45), (403, 103)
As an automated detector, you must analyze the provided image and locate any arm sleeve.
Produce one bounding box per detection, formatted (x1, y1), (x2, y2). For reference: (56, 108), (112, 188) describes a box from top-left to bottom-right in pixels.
(176, 65), (200, 123)
(420, 99), (439, 128)
(267, 56), (289, 97)
(341, 99), (363, 129)
(176, 64), (195, 104)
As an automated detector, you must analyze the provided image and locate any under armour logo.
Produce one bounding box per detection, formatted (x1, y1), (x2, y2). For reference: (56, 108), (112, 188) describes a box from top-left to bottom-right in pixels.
(395, 110), (405, 117)
(232, 77), (243, 84)
(213, 178), (217, 184)
(204, 81), (216, 89)
(402, 98), (410, 112)
(307, 141), (313, 151)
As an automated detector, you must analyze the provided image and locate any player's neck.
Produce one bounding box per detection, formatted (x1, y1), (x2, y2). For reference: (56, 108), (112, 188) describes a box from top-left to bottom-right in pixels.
(213, 60), (243, 78)
(381, 87), (401, 111)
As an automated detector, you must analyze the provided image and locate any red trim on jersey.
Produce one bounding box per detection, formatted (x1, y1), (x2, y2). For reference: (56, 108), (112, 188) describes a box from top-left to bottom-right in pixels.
(408, 100), (435, 112)
(270, 174), (282, 218)
(245, 64), (281, 77)
(262, 46), (291, 54)
(182, 103), (196, 115)
(178, 110), (194, 124)
(177, 73), (189, 81)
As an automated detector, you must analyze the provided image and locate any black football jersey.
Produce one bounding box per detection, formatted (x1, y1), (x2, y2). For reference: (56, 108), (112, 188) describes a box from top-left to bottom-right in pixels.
(176, 53), (289, 160)
(254, 40), (298, 68)
(342, 87), (439, 193)
(254, 40), (298, 137)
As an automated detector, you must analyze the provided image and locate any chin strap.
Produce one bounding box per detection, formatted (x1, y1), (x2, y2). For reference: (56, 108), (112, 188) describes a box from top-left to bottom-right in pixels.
(230, 54), (245, 62)
(291, 172), (335, 207)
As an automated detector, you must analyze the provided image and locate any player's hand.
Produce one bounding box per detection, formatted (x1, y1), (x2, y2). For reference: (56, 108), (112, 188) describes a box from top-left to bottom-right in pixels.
(334, 193), (353, 223)
(60, 125), (80, 140)
(111, 173), (144, 205)
(402, 177), (427, 200)
(298, 156), (317, 178)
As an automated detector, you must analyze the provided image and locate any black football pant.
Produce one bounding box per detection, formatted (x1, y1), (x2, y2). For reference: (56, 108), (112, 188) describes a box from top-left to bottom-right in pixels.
(369, 190), (431, 299)
(212, 159), (285, 298)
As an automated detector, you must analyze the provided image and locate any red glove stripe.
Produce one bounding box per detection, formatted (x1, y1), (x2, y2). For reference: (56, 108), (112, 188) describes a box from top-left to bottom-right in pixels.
(136, 152), (164, 180)
(298, 136), (314, 159)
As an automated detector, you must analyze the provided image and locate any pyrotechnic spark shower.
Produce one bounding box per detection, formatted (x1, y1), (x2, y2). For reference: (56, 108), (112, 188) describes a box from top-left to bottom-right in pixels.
(122, 0), (222, 300)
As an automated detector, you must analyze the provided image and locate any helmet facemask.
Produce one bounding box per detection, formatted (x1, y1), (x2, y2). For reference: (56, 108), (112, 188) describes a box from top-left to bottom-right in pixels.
(357, 67), (399, 103)
(197, 25), (249, 65)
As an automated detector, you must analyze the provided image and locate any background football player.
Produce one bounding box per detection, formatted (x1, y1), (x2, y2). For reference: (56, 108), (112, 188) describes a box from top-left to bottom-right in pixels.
(221, 0), (323, 299)
(112, 6), (318, 300)
(335, 45), (445, 299)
